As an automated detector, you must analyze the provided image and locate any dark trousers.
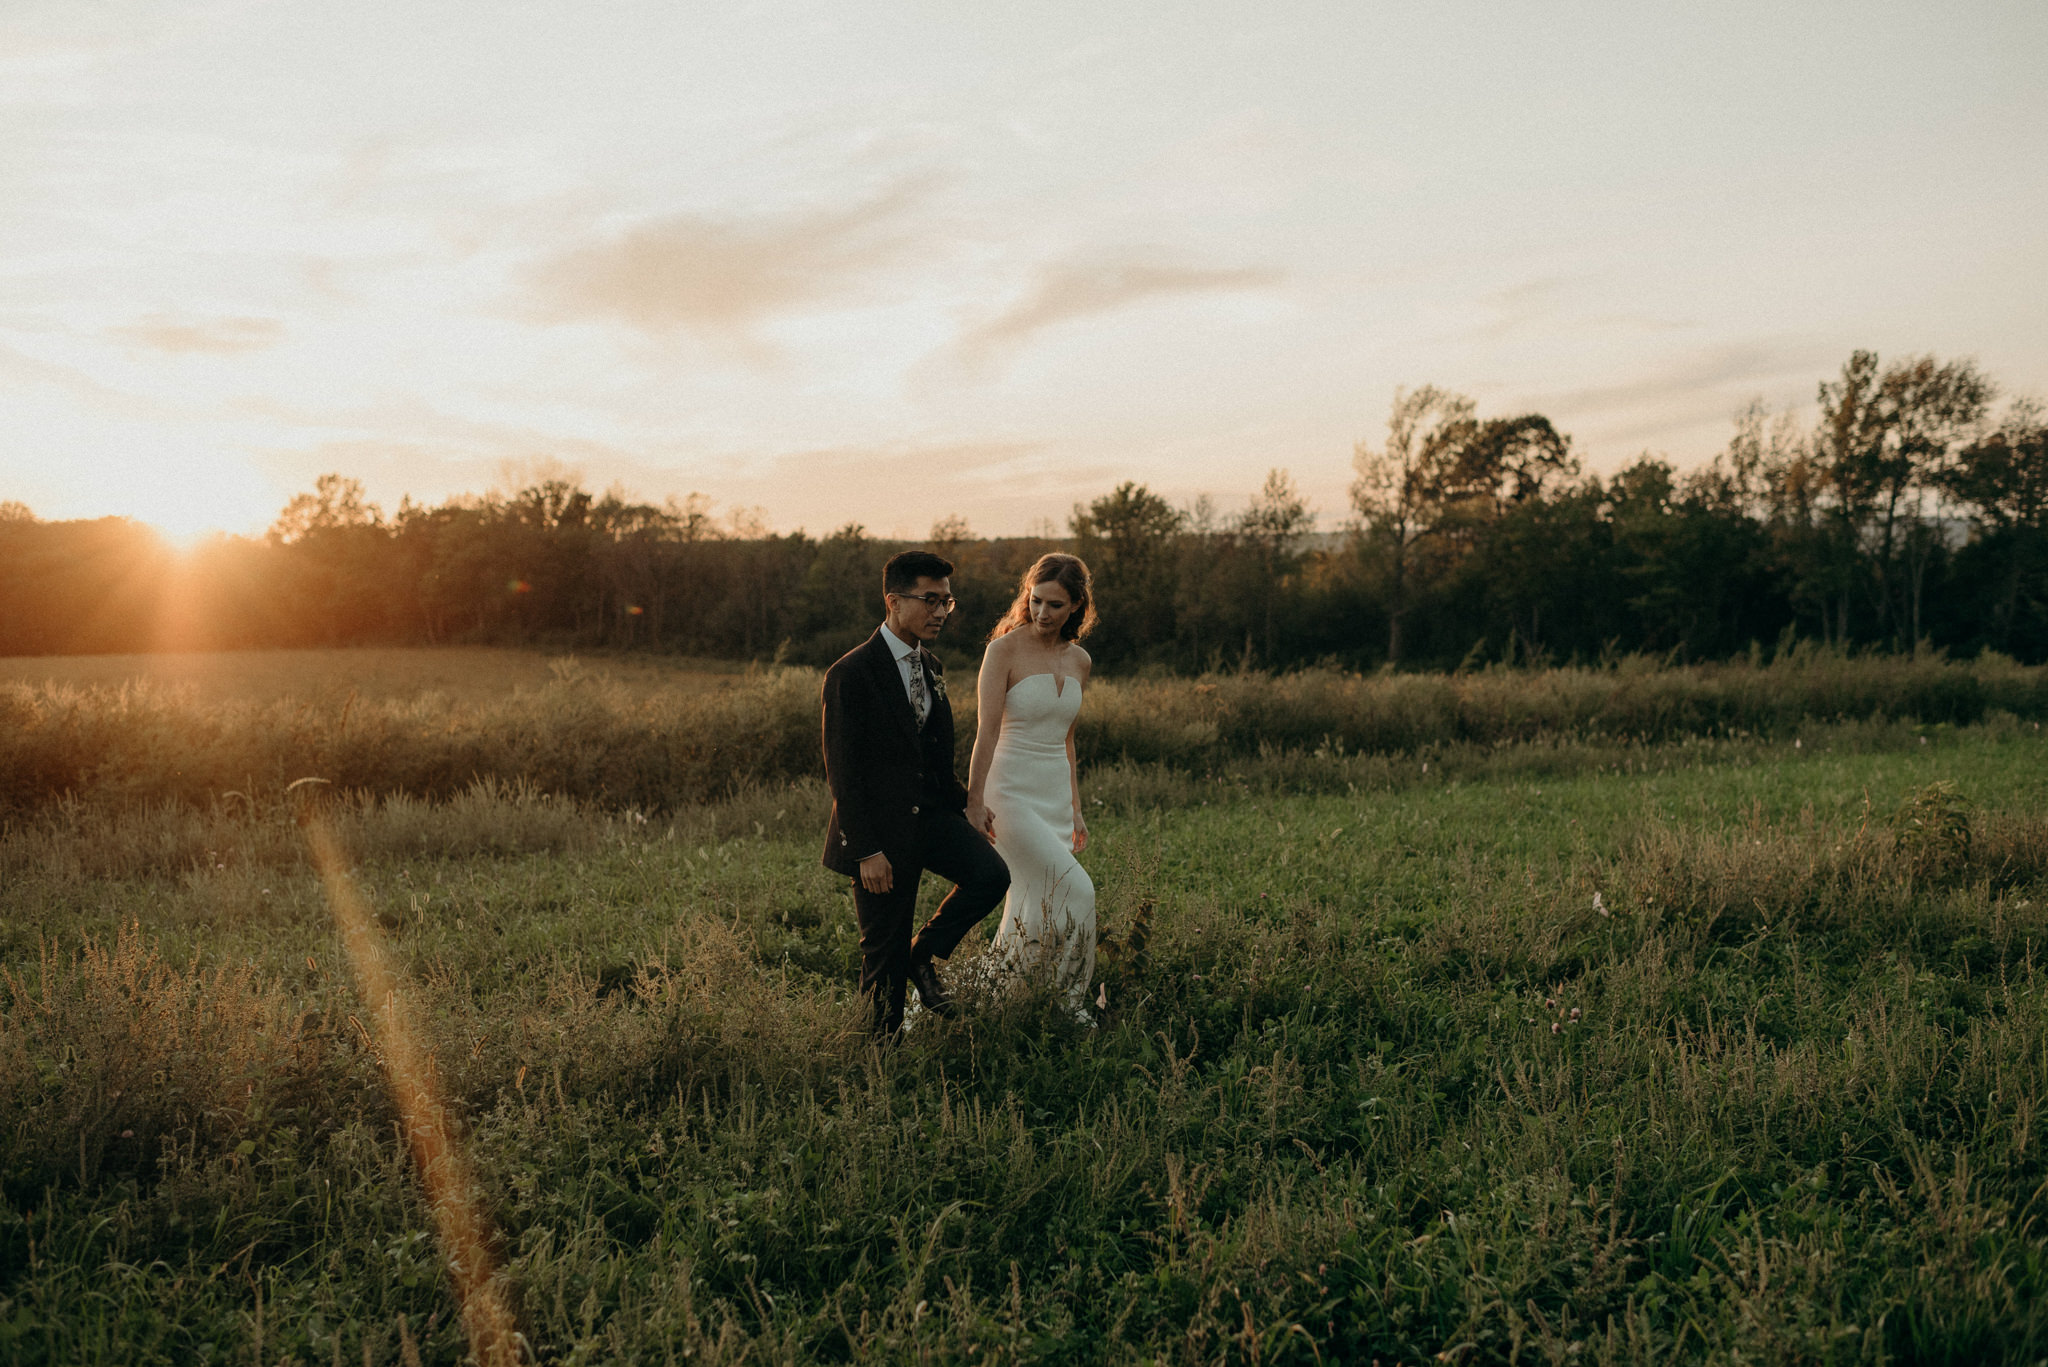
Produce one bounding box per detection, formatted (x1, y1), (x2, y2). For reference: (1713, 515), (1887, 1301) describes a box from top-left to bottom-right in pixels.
(852, 808), (1009, 1036)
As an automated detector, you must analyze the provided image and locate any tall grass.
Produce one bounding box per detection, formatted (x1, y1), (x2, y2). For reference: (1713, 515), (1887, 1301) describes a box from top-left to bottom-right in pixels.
(3, 648), (2044, 814)
(0, 665), (821, 814)
(1078, 645), (2048, 764)
(0, 646), (738, 707)
(4, 728), (2048, 1360)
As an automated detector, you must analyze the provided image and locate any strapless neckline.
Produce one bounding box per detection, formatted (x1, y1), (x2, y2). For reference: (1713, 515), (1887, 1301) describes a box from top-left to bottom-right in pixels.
(1007, 671), (1077, 700)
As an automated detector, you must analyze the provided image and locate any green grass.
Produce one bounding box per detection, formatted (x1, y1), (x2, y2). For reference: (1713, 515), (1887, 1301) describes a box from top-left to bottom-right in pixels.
(4, 725), (2048, 1363)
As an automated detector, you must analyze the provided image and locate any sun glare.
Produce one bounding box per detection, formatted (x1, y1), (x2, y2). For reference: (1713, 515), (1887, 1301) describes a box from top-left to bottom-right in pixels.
(125, 461), (281, 549)
(146, 509), (227, 550)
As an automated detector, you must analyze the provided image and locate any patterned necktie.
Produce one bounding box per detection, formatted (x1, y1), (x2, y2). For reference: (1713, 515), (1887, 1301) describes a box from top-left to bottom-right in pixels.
(905, 647), (928, 726)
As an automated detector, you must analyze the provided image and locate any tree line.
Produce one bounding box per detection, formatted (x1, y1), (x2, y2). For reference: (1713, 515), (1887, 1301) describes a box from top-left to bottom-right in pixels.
(3, 349), (2043, 670)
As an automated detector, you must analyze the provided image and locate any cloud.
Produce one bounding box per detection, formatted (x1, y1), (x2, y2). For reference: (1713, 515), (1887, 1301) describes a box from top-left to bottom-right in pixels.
(0, 339), (194, 417)
(952, 253), (1281, 372)
(112, 315), (285, 355)
(1482, 276), (1571, 313)
(1526, 338), (1843, 460)
(1545, 340), (1824, 419)
(1462, 275), (1571, 343)
(522, 182), (928, 348)
(1452, 276), (1695, 346)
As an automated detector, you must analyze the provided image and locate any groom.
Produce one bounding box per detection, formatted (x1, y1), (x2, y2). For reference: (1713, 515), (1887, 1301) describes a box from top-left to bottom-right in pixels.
(821, 550), (1010, 1037)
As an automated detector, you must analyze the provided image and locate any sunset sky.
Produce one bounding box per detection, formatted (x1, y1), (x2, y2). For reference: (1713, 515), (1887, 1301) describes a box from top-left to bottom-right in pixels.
(3, 0), (2043, 542)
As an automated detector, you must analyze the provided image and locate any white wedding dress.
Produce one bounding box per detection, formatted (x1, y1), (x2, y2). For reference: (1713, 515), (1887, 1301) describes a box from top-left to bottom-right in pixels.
(985, 671), (1096, 1015)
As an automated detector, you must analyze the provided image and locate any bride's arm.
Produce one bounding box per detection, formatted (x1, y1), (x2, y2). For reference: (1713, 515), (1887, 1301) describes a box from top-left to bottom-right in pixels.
(964, 637), (1008, 839)
(1067, 649), (1091, 852)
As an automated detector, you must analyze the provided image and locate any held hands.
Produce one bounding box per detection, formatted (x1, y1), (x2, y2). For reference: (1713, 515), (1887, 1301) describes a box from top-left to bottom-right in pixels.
(858, 851), (894, 894)
(966, 797), (995, 844)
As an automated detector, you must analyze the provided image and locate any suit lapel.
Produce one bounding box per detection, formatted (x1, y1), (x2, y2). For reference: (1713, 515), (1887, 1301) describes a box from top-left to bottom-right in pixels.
(923, 654), (949, 731)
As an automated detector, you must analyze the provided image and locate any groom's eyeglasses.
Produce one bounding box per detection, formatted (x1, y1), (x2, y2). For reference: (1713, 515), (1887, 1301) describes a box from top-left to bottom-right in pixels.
(890, 592), (956, 611)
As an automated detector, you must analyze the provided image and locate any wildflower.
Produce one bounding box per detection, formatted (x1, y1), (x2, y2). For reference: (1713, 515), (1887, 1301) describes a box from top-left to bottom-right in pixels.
(1570, 1007), (1581, 1020)
(1593, 891), (1608, 917)
(1551, 1022), (1561, 1034)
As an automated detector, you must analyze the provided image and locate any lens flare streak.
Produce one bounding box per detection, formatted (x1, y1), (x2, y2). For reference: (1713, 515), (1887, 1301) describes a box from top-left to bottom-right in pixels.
(301, 817), (520, 1365)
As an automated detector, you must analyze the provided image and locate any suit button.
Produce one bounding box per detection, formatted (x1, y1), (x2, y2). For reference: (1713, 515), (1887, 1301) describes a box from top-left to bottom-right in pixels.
(911, 804), (920, 815)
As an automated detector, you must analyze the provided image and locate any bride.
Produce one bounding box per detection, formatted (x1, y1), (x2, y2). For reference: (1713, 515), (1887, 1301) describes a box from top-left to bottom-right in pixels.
(965, 553), (1098, 1018)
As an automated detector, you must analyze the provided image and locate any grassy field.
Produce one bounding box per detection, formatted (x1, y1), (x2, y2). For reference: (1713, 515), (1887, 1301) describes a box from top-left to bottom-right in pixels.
(4, 683), (2048, 1363)
(0, 648), (740, 708)
(5, 645), (2046, 816)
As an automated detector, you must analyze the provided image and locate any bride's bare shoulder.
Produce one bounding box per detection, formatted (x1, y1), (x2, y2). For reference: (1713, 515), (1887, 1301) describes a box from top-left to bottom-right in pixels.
(980, 630), (1019, 674)
(1071, 643), (1093, 681)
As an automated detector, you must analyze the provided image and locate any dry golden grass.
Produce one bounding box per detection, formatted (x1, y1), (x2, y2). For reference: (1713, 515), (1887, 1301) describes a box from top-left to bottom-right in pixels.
(0, 647), (738, 708)
(4, 646), (2045, 821)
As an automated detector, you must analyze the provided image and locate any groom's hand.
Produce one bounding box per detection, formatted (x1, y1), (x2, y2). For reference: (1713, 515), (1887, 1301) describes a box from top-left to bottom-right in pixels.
(965, 797), (994, 843)
(858, 851), (894, 894)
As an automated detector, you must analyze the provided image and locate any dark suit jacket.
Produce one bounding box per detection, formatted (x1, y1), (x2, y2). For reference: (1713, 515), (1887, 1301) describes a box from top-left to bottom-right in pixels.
(820, 629), (970, 877)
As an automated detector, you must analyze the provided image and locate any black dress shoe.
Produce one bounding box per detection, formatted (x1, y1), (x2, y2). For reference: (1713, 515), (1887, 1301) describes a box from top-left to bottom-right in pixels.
(908, 957), (959, 1019)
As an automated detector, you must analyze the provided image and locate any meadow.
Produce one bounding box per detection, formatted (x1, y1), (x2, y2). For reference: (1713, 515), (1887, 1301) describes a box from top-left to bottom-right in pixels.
(0, 648), (742, 709)
(4, 650), (2048, 1363)
(4, 644), (2044, 813)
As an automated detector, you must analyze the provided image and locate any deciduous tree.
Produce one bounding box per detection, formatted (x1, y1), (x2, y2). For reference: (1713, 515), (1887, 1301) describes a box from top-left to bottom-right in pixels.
(1943, 399), (2048, 648)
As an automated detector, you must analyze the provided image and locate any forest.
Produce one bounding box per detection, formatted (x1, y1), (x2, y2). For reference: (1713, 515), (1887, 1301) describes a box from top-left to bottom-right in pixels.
(3, 348), (2044, 671)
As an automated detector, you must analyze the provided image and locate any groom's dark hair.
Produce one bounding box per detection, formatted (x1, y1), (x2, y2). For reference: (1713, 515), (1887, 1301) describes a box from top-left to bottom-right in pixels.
(884, 550), (953, 593)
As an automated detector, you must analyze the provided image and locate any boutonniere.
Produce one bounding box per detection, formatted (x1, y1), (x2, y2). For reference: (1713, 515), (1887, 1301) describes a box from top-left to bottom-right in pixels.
(929, 668), (948, 702)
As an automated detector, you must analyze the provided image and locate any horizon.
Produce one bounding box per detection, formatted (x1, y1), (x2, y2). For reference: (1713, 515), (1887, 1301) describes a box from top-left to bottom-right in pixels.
(4, 1), (2043, 544)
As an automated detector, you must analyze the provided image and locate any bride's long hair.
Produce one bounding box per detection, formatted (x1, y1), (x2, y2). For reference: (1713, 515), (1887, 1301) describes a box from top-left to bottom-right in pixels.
(988, 553), (1097, 642)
